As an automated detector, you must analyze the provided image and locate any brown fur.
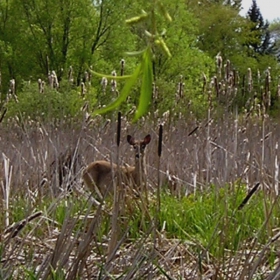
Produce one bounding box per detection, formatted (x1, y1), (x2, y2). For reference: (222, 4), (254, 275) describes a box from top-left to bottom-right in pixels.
(82, 134), (151, 198)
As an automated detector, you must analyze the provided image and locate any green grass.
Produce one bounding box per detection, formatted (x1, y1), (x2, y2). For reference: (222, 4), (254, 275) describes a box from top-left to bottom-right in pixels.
(157, 185), (277, 256)
(4, 184), (278, 251)
(2, 183), (280, 278)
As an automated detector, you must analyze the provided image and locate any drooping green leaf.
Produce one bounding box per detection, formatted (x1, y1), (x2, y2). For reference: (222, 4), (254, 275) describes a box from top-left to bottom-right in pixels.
(93, 62), (142, 116)
(125, 10), (148, 25)
(156, 1), (172, 22)
(134, 48), (153, 121)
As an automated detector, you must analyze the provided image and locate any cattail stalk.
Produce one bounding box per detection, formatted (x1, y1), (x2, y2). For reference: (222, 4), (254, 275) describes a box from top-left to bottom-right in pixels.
(274, 143), (279, 195)
(206, 81), (213, 184)
(157, 124), (163, 215)
(176, 75), (184, 102)
(107, 112), (122, 261)
(154, 124), (163, 250)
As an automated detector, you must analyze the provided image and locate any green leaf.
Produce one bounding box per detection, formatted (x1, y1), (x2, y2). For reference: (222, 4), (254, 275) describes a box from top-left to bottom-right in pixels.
(133, 48), (153, 121)
(93, 63), (142, 116)
(156, 1), (172, 22)
(125, 10), (148, 25)
(125, 12), (148, 25)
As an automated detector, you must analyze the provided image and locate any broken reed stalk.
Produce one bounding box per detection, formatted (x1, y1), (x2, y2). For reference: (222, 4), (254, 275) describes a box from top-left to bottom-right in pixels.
(107, 111), (121, 261)
(4, 211), (42, 240)
(238, 182), (260, 210)
(2, 153), (12, 228)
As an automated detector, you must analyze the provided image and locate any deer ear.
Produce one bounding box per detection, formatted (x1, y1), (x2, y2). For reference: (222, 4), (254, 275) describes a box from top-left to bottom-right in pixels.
(127, 135), (135, 145)
(144, 134), (151, 144)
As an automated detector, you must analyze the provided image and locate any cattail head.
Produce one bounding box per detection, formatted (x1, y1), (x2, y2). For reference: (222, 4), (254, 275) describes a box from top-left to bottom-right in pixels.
(225, 59), (231, 80)
(38, 79), (45, 94)
(81, 82), (86, 97)
(51, 70), (59, 89)
(264, 67), (271, 109)
(216, 52), (222, 77)
(120, 59), (125, 76)
(247, 68), (252, 92)
(9, 79), (15, 95)
(101, 77), (108, 93)
(111, 70), (117, 93)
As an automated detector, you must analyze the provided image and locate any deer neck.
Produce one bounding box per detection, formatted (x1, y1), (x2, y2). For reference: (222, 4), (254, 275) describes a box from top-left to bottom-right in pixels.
(133, 154), (147, 186)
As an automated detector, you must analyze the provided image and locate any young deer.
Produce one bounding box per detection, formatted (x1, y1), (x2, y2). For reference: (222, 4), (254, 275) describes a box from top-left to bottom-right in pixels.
(82, 134), (151, 198)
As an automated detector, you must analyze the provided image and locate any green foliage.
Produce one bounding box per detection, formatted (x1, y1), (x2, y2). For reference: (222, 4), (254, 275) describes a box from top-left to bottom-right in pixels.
(269, 19), (280, 60)
(5, 81), (97, 123)
(92, 0), (173, 120)
(1, 0), (280, 120)
(159, 186), (272, 256)
(50, 267), (66, 280)
(92, 0), (214, 120)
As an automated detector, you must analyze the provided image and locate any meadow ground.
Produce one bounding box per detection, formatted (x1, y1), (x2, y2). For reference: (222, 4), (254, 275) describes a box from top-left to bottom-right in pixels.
(1, 114), (280, 279)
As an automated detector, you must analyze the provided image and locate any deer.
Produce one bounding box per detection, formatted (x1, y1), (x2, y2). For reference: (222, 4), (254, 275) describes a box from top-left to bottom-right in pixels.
(82, 134), (151, 199)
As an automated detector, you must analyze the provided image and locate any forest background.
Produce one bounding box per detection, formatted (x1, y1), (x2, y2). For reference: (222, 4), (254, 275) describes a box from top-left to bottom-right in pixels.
(1, 0), (280, 121)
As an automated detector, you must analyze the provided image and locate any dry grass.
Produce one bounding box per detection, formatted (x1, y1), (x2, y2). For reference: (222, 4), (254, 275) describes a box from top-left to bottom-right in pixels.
(1, 112), (280, 279)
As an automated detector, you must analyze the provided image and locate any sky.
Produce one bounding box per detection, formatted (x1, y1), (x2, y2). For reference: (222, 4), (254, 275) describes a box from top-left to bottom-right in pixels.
(240, 0), (280, 22)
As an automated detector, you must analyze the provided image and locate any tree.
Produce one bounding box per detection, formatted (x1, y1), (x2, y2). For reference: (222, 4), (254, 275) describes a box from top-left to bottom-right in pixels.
(192, 2), (252, 71)
(269, 19), (280, 60)
(92, 0), (214, 119)
(246, 0), (275, 55)
(0, 0), (137, 90)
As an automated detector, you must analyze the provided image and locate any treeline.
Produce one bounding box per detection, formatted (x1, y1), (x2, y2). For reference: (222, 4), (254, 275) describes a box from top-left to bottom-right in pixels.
(0, 0), (279, 118)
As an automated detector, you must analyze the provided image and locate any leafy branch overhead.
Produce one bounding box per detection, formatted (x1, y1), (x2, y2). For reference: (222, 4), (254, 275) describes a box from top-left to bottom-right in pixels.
(92, 1), (172, 121)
